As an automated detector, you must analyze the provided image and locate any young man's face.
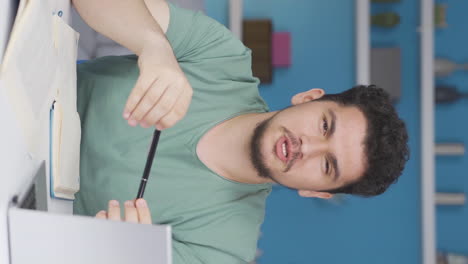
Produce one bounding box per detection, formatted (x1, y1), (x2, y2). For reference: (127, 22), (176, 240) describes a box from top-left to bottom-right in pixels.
(250, 90), (368, 198)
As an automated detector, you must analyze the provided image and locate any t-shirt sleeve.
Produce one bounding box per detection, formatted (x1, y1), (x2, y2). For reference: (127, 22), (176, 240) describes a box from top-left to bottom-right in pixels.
(165, 2), (248, 62)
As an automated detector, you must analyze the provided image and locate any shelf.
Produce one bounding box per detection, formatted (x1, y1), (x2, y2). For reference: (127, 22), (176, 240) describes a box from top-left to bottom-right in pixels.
(357, 1), (435, 263)
(229, 0), (243, 41)
(421, 0), (435, 264)
(356, 0), (370, 85)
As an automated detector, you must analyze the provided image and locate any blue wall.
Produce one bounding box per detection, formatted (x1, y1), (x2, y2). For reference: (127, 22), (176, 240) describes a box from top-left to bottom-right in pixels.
(204, 1), (466, 263)
(434, 0), (468, 256)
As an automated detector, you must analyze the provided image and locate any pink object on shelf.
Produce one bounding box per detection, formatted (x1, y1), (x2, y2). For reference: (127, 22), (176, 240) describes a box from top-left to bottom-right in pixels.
(272, 32), (291, 67)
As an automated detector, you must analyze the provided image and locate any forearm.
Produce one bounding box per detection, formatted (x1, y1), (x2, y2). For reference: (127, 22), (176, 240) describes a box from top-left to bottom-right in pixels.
(72, 0), (169, 55)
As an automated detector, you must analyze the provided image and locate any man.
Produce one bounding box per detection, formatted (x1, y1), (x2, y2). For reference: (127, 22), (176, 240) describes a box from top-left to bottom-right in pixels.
(72, 0), (409, 263)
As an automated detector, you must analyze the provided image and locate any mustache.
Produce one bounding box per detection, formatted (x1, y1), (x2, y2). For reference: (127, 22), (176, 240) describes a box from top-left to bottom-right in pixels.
(284, 150), (300, 172)
(282, 127), (300, 173)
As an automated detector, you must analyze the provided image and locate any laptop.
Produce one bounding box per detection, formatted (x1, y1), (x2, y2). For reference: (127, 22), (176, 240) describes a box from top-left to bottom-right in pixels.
(8, 162), (172, 264)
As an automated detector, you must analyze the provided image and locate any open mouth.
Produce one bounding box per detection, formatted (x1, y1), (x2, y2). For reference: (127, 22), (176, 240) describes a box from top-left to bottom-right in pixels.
(275, 135), (291, 164)
(275, 129), (300, 171)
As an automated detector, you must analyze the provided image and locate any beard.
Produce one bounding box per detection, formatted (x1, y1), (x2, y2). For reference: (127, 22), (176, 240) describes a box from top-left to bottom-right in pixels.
(250, 113), (277, 181)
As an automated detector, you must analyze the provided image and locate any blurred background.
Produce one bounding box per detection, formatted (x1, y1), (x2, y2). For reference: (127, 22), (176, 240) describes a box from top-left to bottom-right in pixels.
(71, 0), (468, 263)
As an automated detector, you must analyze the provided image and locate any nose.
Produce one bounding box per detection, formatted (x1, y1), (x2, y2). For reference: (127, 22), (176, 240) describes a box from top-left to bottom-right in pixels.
(299, 135), (329, 158)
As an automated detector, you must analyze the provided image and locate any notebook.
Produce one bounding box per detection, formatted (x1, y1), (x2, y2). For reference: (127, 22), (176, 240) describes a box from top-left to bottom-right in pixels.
(50, 100), (81, 200)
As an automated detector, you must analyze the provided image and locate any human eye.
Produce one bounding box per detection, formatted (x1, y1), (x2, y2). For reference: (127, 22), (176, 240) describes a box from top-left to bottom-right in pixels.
(322, 116), (329, 135)
(325, 159), (330, 175)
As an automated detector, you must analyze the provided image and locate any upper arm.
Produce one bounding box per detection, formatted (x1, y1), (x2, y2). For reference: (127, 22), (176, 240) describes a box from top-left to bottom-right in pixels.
(144, 0), (170, 34)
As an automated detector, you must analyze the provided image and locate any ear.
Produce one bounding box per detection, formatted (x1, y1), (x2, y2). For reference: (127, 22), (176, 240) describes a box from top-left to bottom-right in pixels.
(298, 190), (334, 199)
(291, 88), (325, 105)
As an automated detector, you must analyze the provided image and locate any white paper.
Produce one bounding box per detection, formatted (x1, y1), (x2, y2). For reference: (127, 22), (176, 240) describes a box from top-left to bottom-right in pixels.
(0, 0), (58, 154)
(0, 0), (81, 199)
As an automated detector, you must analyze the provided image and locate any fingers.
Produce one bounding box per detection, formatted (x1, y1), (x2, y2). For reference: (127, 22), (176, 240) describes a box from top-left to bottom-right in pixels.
(139, 82), (185, 129)
(156, 87), (192, 130)
(124, 71), (193, 130)
(95, 210), (107, 219)
(107, 200), (121, 221)
(96, 199), (152, 225)
(128, 82), (169, 127)
(124, 200), (139, 223)
(123, 73), (157, 121)
(135, 199), (152, 225)
(124, 199), (152, 224)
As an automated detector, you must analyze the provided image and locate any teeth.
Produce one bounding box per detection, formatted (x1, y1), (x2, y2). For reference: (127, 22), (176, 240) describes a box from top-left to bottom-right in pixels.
(282, 142), (288, 158)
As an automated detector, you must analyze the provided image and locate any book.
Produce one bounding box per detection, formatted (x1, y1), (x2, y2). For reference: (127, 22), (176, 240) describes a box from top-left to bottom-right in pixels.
(50, 100), (81, 200)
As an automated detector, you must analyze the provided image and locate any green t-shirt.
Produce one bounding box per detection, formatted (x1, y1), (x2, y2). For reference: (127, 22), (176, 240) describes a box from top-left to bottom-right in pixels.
(73, 3), (272, 264)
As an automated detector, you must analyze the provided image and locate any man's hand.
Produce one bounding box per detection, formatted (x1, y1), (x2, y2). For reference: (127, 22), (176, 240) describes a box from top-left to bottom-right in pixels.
(96, 199), (152, 224)
(73, 0), (188, 130)
(123, 37), (193, 130)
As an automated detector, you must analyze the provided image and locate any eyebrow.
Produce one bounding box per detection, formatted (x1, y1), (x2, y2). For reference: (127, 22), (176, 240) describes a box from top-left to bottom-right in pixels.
(327, 109), (340, 181)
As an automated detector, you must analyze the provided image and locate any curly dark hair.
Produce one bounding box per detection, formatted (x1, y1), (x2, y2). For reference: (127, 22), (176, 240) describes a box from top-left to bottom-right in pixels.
(317, 85), (409, 197)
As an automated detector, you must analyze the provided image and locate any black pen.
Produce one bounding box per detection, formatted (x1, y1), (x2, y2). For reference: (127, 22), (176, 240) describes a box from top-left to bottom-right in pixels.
(136, 129), (161, 199)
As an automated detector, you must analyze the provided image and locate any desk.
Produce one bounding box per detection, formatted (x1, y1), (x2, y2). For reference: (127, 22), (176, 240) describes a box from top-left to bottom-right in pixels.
(1, 0), (75, 215)
(0, 1), (73, 263)
(1, 4), (171, 263)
